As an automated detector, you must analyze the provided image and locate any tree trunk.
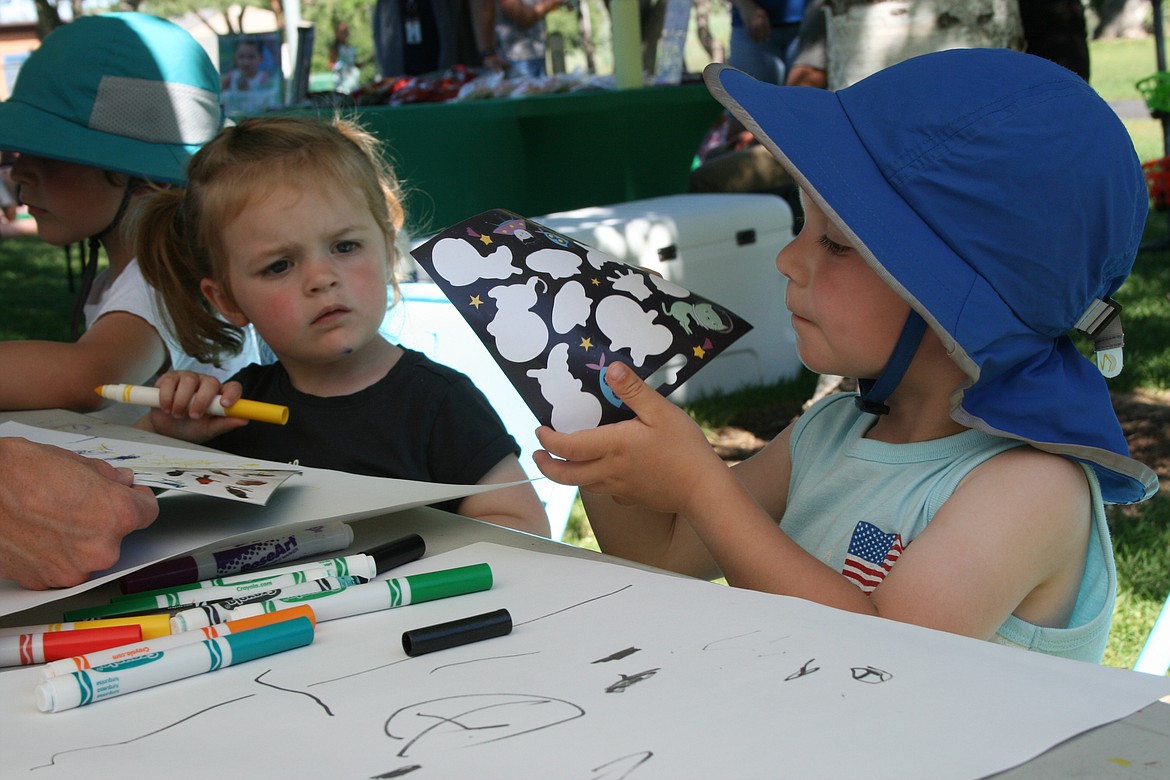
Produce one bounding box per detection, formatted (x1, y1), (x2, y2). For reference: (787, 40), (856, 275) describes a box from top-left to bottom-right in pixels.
(694, 0), (726, 62)
(1094, 0), (1150, 39)
(826, 0), (1023, 89)
(32, 0), (62, 39)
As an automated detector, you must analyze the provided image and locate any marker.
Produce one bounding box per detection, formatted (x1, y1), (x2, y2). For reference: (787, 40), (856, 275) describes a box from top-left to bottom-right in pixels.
(41, 606), (315, 680)
(112, 551), (377, 606)
(0, 614), (173, 641)
(144, 575), (362, 629)
(95, 384), (289, 425)
(170, 563), (493, 632)
(70, 563), (374, 621)
(114, 534), (422, 606)
(35, 616), (315, 713)
(0, 625), (142, 668)
(118, 522), (353, 594)
(402, 608), (513, 657)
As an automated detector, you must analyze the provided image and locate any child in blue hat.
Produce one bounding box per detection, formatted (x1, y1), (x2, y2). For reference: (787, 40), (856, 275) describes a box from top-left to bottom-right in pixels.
(535, 49), (1158, 662)
(0, 13), (258, 419)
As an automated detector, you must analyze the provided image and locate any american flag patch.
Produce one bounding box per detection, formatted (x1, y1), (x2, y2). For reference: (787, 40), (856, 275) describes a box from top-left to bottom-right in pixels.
(842, 521), (904, 593)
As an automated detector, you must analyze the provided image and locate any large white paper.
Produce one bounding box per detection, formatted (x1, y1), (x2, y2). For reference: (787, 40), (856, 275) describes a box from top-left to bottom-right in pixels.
(0, 422), (523, 617)
(2, 542), (1167, 778)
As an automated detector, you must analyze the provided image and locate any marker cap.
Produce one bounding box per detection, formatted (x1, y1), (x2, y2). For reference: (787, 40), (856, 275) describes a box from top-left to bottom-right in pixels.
(402, 608), (512, 657)
(408, 563), (493, 604)
(223, 615), (314, 664)
(71, 614), (172, 640)
(65, 594), (171, 621)
(366, 534), (426, 575)
(41, 625), (143, 662)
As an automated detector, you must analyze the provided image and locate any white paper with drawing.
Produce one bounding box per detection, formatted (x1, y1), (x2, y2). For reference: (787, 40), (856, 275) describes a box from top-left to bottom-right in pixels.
(0, 422), (523, 616)
(2, 543), (1167, 779)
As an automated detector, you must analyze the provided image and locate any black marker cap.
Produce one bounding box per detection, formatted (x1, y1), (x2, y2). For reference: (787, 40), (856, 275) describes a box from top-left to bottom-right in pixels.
(401, 608), (513, 657)
(363, 533), (426, 575)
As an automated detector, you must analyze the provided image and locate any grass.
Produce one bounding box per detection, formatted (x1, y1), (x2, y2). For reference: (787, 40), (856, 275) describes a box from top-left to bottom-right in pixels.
(3, 35), (1167, 672)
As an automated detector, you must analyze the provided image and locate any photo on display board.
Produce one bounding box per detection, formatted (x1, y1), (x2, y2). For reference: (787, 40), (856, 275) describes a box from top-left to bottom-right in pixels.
(218, 30), (284, 117)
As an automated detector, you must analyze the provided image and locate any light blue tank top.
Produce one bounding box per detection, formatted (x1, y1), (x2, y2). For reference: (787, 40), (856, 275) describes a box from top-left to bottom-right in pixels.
(784, 394), (1115, 663)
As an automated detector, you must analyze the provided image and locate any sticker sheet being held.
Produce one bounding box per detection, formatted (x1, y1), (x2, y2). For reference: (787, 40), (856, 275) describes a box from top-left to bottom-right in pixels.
(535, 51), (1159, 663)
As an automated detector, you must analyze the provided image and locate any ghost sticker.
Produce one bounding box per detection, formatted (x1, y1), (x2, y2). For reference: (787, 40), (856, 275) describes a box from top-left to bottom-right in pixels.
(411, 209), (753, 430)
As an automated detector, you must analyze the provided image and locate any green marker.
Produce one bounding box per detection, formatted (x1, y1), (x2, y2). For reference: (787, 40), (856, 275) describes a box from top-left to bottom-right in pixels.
(170, 563), (493, 632)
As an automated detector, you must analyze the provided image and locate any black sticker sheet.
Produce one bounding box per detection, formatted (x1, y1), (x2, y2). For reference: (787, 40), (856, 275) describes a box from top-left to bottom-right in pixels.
(410, 209), (753, 432)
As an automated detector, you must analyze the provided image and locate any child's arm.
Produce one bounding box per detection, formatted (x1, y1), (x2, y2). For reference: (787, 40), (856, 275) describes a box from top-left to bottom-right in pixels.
(536, 361), (1092, 640)
(455, 454), (551, 537)
(135, 371), (249, 442)
(0, 311), (167, 412)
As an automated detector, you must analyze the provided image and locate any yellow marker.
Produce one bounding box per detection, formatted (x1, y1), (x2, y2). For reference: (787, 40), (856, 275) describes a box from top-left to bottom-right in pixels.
(95, 384), (289, 425)
(0, 613), (174, 641)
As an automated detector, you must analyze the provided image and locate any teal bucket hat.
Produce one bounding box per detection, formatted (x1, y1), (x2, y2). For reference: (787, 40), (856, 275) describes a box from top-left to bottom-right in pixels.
(0, 12), (223, 186)
(705, 49), (1158, 505)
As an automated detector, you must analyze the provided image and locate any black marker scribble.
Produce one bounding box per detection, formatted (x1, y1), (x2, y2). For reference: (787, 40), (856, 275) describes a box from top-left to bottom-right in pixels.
(851, 666), (893, 684)
(605, 668), (660, 693)
(371, 765), (422, 778)
(255, 669), (333, 715)
(592, 647), (640, 664)
(702, 630), (761, 650)
(515, 584), (634, 626)
(33, 695), (254, 770)
(591, 750), (654, 779)
(430, 651), (540, 674)
(385, 693), (585, 757)
(309, 656), (412, 687)
(784, 658), (820, 681)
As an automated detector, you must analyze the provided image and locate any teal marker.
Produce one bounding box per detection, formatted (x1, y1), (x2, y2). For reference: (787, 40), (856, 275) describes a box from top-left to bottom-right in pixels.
(35, 617), (315, 713)
(170, 563), (493, 632)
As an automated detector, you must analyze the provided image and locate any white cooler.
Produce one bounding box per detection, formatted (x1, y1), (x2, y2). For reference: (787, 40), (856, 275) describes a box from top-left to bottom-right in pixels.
(382, 283), (578, 542)
(533, 193), (802, 402)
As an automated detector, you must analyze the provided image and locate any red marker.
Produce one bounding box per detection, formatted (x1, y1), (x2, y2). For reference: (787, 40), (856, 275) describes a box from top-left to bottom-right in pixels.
(0, 624), (143, 667)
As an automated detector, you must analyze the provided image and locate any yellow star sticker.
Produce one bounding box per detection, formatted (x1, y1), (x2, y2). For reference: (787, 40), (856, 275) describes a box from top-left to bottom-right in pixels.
(591, 277), (601, 286)
(478, 234), (493, 246)
(692, 345), (706, 359)
(579, 337), (593, 351)
(469, 295), (483, 309)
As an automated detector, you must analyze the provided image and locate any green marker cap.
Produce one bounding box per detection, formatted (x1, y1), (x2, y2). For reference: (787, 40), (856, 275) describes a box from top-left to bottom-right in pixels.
(64, 593), (175, 621)
(407, 563), (493, 604)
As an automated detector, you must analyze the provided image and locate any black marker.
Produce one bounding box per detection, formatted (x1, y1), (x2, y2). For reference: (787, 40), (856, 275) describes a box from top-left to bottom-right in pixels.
(402, 608), (513, 657)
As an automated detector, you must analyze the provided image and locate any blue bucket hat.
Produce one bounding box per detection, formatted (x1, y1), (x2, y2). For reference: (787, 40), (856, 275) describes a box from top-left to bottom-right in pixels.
(704, 49), (1157, 505)
(0, 13), (222, 186)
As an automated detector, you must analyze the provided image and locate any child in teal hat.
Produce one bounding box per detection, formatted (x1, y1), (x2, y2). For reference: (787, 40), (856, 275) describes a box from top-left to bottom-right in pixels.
(535, 49), (1158, 662)
(0, 13), (258, 418)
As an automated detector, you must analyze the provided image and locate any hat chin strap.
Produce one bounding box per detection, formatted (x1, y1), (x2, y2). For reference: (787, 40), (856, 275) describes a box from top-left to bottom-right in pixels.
(855, 310), (928, 415)
(70, 183), (136, 341)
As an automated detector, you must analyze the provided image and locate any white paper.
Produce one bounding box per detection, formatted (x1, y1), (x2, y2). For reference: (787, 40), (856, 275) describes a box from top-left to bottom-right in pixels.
(0, 422), (524, 617)
(1, 543), (1167, 778)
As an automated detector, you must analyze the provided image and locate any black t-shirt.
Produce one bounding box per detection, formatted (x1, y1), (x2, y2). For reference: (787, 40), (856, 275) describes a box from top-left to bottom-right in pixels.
(210, 349), (519, 514)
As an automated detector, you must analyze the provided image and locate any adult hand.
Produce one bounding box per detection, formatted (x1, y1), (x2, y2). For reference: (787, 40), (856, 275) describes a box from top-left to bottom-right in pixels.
(0, 438), (159, 589)
(743, 4), (772, 43)
(534, 361), (725, 516)
(786, 65), (827, 89)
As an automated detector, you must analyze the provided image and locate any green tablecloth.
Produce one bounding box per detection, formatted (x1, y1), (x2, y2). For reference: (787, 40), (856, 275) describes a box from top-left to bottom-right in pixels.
(347, 83), (723, 235)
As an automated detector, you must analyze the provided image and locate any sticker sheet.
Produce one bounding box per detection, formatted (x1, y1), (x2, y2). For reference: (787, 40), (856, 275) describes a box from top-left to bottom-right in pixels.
(411, 210), (753, 432)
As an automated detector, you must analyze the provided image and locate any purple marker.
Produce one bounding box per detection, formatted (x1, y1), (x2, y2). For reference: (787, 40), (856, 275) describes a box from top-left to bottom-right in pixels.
(118, 523), (354, 594)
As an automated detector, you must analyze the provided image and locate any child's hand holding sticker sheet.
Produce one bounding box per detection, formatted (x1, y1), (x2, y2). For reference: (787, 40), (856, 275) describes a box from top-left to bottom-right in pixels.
(411, 209), (753, 433)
